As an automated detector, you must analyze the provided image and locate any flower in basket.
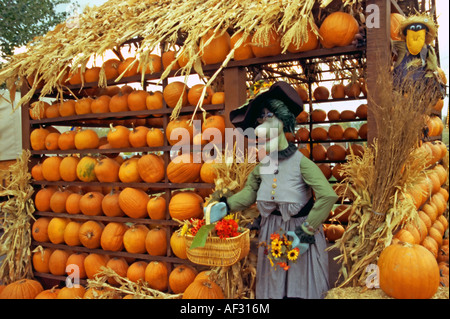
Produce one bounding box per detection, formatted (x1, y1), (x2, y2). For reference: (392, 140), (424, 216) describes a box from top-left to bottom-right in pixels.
(182, 214), (245, 249)
(260, 229), (300, 271)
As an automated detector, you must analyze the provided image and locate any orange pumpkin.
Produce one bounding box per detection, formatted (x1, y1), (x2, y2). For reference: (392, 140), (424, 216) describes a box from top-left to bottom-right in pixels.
(34, 187), (57, 212)
(169, 191), (204, 220)
(188, 84), (214, 106)
(146, 91), (164, 115)
(137, 154), (165, 183)
(202, 114), (226, 144)
(58, 130), (77, 150)
(32, 247), (53, 273)
(75, 97), (93, 115)
(118, 187), (149, 219)
(199, 30), (231, 65)
(101, 190), (125, 217)
(91, 95), (111, 114)
(162, 50), (180, 71)
(169, 265), (198, 294)
(251, 27), (282, 58)
(94, 157), (120, 183)
(49, 189), (72, 213)
(123, 224), (149, 254)
(182, 279), (224, 299)
(144, 54), (162, 74)
(163, 81), (189, 108)
(48, 249), (70, 276)
(287, 23), (319, 53)
(78, 220), (105, 249)
(166, 118), (193, 145)
(76, 156), (98, 182)
(109, 91), (129, 113)
(84, 253), (110, 280)
(107, 124), (130, 148)
(0, 279), (43, 299)
(35, 287), (61, 299)
(170, 231), (188, 259)
(63, 221), (82, 246)
(65, 192), (82, 215)
(319, 12), (359, 48)
(47, 217), (70, 244)
(119, 158), (142, 183)
(127, 261), (148, 283)
(390, 13), (405, 40)
(147, 196), (167, 220)
(145, 261), (169, 291)
(32, 217), (51, 242)
(166, 153), (202, 183)
(100, 222), (128, 252)
(30, 127), (50, 150)
(59, 156), (80, 182)
(118, 57), (139, 78)
(128, 90), (150, 112)
(106, 257), (129, 285)
(146, 128), (165, 147)
(200, 161), (217, 184)
(230, 31), (255, 61)
(29, 101), (50, 120)
(145, 227), (168, 256)
(211, 92), (225, 105)
(102, 59), (121, 80)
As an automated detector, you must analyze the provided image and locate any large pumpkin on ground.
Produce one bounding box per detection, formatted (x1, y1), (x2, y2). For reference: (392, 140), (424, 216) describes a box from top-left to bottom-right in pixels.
(0, 279), (44, 299)
(182, 279), (224, 299)
(377, 242), (440, 299)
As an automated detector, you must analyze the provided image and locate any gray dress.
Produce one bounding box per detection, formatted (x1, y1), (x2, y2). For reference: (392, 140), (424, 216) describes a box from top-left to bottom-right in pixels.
(227, 147), (338, 299)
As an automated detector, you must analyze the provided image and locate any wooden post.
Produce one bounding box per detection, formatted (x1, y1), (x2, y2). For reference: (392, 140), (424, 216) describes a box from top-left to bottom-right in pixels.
(366, 0), (391, 144)
(223, 67), (247, 128)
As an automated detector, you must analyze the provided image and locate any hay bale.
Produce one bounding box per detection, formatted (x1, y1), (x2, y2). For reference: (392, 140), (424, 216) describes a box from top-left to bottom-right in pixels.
(325, 286), (449, 299)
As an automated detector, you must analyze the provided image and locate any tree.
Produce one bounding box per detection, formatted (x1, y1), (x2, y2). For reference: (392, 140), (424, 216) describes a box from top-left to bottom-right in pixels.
(0, 0), (72, 59)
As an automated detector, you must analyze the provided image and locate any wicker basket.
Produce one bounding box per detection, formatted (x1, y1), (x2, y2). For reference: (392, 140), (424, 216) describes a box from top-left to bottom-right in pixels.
(184, 228), (250, 267)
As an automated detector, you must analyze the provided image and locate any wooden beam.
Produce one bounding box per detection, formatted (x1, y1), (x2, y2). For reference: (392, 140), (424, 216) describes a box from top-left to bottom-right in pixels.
(223, 67), (247, 129)
(366, 0), (391, 144)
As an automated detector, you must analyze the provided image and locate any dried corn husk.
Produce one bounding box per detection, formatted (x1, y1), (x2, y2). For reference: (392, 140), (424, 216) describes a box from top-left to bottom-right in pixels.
(0, 150), (35, 284)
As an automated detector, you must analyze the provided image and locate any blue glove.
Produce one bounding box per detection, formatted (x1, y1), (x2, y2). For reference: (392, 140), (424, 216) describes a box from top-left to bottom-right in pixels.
(205, 202), (228, 224)
(286, 231), (310, 255)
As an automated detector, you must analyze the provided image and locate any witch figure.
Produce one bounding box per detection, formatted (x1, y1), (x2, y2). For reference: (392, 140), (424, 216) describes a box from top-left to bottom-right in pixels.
(206, 81), (338, 299)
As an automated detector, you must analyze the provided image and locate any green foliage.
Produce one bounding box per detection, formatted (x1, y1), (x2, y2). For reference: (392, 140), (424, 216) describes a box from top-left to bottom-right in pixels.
(0, 0), (72, 58)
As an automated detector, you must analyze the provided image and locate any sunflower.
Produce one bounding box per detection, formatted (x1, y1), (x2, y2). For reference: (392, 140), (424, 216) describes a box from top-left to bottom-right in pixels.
(287, 248), (299, 261)
(271, 247), (282, 258)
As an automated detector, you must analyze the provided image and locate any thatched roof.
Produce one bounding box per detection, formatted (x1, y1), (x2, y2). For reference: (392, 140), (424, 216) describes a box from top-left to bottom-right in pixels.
(0, 0), (362, 115)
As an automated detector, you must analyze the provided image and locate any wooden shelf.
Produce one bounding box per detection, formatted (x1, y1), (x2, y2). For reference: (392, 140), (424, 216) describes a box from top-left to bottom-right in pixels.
(31, 180), (214, 190)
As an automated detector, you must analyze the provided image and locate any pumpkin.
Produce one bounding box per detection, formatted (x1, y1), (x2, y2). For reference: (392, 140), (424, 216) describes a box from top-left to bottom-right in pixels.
(437, 245), (449, 264)
(107, 124), (130, 148)
(84, 67), (100, 83)
(166, 118), (193, 145)
(145, 227), (168, 256)
(123, 224), (149, 254)
(118, 57), (139, 78)
(230, 31), (255, 61)
(331, 83), (346, 99)
(127, 261), (148, 283)
(118, 187), (149, 219)
(44, 132), (60, 150)
(358, 123), (368, 139)
(145, 261), (168, 291)
(390, 13), (405, 40)
(76, 156), (98, 182)
(35, 287), (61, 299)
(136, 154), (165, 183)
(31, 162), (44, 181)
(42, 156), (63, 181)
(162, 50), (180, 71)
(310, 109), (326, 122)
(119, 158), (142, 183)
(319, 12), (359, 48)
(79, 220), (105, 249)
(211, 92), (225, 105)
(188, 84), (214, 106)
(100, 222), (128, 252)
(48, 249), (70, 276)
(106, 257), (129, 285)
(102, 58), (120, 80)
(163, 81), (189, 108)
(378, 242), (440, 299)
(147, 195), (167, 220)
(34, 187), (57, 212)
(202, 114), (226, 144)
(345, 82), (361, 98)
(109, 91), (129, 112)
(0, 279), (43, 299)
(422, 236), (439, 258)
(129, 125), (149, 147)
(317, 163), (332, 180)
(332, 163), (346, 182)
(250, 27), (282, 58)
(356, 104), (368, 119)
(200, 161), (218, 184)
(66, 252), (87, 279)
(313, 86), (330, 101)
(287, 23), (319, 53)
(167, 153), (202, 183)
(58, 130), (77, 150)
(58, 156), (80, 182)
(45, 103), (60, 118)
(325, 224), (345, 242)
(63, 221), (82, 246)
(169, 191), (204, 220)
(144, 54), (162, 74)
(32, 247), (53, 273)
(93, 157), (120, 183)
(170, 231), (188, 259)
(146, 128), (165, 147)
(128, 90), (150, 112)
(29, 101), (50, 120)
(32, 217), (51, 242)
(102, 190), (125, 217)
(169, 265), (198, 294)
(75, 97), (93, 115)
(146, 91), (164, 115)
(343, 127), (359, 140)
(65, 192), (82, 215)
(312, 144), (327, 161)
(182, 279), (224, 299)
(49, 189), (72, 213)
(79, 191), (104, 216)
(200, 29), (231, 65)
(328, 125), (345, 141)
(47, 217), (70, 244)
(327, 144), (347, 161)
(57, 286), (86, 299)
(295, 127), (310, 142)
(311, 127), (328, 141)
(84, 253), (110, 280)
(91, 95), (111, 114)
